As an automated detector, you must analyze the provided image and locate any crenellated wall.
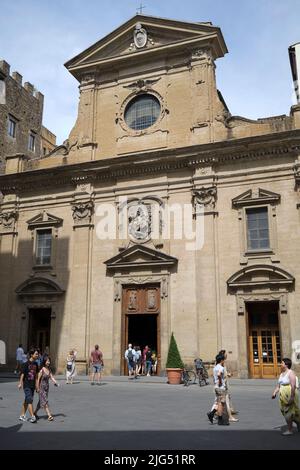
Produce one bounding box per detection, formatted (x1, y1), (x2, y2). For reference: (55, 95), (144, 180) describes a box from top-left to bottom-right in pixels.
(0, 59), (55, 172)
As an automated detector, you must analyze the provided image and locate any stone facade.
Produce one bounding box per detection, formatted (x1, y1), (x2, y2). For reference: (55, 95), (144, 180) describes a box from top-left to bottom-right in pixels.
(0, 59), (56, 172)
(41, 126), (56, 157)
(1, 15), (300, 377)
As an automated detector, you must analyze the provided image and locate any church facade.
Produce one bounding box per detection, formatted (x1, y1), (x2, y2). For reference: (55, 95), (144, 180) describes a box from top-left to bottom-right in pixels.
(1, 15), (300, 378)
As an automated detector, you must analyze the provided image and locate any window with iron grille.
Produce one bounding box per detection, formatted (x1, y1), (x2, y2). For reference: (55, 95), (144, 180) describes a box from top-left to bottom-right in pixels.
(246, 207), (270, 250)
(36, 230), (52, 265)
(124, 94), (160, 130)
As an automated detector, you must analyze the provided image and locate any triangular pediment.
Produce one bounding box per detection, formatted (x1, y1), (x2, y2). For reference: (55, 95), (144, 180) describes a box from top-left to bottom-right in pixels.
(104, 244), (178, 270)
(232, 188), (281, 207)
(27, 210), (63, 228)
(65, 15), (227, 79)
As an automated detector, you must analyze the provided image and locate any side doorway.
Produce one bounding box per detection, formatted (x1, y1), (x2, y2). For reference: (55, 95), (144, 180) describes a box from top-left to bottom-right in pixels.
(28, 308), (51, 354)
(247, 301), (281, 378)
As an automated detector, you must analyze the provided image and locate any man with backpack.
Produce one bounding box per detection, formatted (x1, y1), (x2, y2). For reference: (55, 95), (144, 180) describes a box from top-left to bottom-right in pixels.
(125, 344), (136, 379)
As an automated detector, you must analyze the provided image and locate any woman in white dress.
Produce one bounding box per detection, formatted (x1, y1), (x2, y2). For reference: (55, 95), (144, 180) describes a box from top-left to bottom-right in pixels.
(66, 349), (77, 384)
(272, 357), (300, 435)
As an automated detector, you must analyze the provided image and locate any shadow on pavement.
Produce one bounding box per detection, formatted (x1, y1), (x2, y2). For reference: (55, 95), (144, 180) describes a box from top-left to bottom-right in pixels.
(0, 427), (299, 450)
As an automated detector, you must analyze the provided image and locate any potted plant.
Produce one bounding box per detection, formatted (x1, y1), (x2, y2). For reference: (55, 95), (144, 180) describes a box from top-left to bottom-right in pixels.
(165, 333), (184, 384)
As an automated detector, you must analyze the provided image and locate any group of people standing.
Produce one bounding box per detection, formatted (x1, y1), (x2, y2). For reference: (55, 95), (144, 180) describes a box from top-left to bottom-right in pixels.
(125, 344), (157, 378)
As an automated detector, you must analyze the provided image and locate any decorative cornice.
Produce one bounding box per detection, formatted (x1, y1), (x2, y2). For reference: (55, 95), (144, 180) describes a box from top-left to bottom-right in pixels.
(1, 131), (300, 194)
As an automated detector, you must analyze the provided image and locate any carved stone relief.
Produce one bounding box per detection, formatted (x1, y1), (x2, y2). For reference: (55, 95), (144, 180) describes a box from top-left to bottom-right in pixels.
(0, 209), (18, 232)
(193, 186), (217, 211)
(71, 201), (94, 226)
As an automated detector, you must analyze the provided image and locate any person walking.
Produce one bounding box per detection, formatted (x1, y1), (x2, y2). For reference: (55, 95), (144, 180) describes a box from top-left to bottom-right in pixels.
(66, 349), (77, 384)
(15, 344), (24, 374)
(207, 354), (229, 426)
(90, 345), (104, 385)
(272, 357), (300, 435)
(125, 343), (136, 378)
(18, 348), (39, 423)
(135, 346), (142, 376)
(144, 346), (152, 376)
(34, 356), (59, 421)
(219, 349), (238, 422)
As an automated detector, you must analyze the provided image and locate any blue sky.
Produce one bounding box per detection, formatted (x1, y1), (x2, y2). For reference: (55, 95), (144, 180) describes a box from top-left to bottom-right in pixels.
(0, 0), (299, 144)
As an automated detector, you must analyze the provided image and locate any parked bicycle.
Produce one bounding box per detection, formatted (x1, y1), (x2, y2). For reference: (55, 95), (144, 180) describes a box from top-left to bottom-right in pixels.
(182, 366), (197, 386)
(194, 358), (209, 386)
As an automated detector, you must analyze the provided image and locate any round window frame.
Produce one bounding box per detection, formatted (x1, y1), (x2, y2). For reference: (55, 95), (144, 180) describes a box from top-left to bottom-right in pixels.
(119, 90), (165, 135)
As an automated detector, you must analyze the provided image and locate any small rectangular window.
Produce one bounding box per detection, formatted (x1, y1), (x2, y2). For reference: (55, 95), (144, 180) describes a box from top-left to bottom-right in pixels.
(36, 229), (52, 265)
(28, 132), (36, 152)
(246, 207), (270, 251)
(8, 116), (17, 138)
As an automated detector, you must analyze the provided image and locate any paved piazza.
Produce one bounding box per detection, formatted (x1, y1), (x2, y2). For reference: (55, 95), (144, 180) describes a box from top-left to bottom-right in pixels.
(1, 376), (300, 450)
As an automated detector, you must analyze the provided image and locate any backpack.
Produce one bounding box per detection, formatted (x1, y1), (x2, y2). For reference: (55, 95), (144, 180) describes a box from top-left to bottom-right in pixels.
(127, 349), (134, 361)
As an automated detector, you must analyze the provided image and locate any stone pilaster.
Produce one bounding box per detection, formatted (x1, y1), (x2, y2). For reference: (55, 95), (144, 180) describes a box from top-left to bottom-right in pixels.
(193, 186), (221, 360)
(70, 196), (94, 373)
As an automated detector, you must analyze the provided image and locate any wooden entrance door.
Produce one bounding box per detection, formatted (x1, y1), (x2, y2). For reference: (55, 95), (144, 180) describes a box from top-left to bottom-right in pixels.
(247, 302), (281, 378)
(122, 285), (160, 375)
(249, 328), (281, 378)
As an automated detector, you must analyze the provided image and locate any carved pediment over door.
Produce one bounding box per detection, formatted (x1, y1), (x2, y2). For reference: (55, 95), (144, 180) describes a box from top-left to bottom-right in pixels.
(104, 244), (178, 271)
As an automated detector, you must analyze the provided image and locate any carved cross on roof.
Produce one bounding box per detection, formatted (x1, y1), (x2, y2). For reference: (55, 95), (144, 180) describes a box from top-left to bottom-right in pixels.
(136, 3), (146, 14)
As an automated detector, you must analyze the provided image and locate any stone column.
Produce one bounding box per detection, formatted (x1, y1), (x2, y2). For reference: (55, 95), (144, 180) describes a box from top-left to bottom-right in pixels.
(71, 193), (94, 374)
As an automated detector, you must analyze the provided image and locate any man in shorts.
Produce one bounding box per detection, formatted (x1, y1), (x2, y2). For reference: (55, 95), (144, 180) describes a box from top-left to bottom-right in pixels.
(18, 349), (39, 423)
(90, 345), (104, 385)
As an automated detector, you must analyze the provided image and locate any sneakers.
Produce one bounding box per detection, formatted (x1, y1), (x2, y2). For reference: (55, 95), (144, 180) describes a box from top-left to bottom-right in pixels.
(29, 416), (37, 423)
(19, 415), (27, 422)
(229, 417), (239, 422)
(91, 382), (95, 385)
(282, 430), (293, 436)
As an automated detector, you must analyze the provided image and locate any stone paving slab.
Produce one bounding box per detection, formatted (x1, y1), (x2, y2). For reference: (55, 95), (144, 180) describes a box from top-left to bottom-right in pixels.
(0, 377), (299, 449)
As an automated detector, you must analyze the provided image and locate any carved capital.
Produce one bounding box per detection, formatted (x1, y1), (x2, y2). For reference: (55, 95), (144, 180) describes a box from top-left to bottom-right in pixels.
(193, 186), (217, 211)
(0, 209), (18, 232)
(191, 48), (214, 66)
(71, 201), (94, 226)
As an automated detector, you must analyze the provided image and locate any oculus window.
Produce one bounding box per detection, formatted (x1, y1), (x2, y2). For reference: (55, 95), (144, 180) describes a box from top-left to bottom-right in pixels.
(124, 94), (160, 130)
